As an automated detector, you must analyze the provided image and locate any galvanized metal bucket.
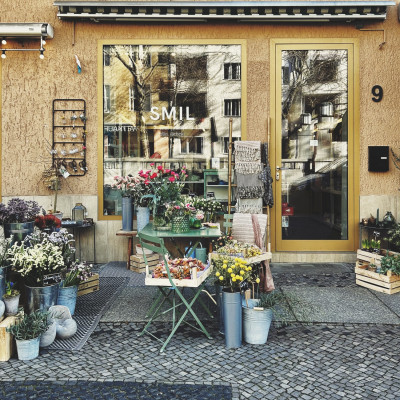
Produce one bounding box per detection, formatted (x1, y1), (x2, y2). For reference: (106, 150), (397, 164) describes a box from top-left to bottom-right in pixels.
(25, 284), (59, 313)
(136, 206), (150, 232)
(222, 290), (242, 348)
(16, 337), (40, 361)
(242, 299), (273, 345)
(57, 285), (78, 315)
(3, 221), (35, 244)
(122, 196), (133, 231)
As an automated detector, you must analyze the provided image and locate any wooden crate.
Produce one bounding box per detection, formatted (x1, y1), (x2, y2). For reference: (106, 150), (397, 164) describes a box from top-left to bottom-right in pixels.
(0, 316), (17, 362)
(130, 254), (159, 273)
(355, 266), (400, 294)
(356, 249), (400, 268)
(78, 273), (99, 297)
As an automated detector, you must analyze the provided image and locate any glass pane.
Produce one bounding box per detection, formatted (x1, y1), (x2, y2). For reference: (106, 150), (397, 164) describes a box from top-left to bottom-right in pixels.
(281, 49), (348, 240)
(102, 44), (242, 216)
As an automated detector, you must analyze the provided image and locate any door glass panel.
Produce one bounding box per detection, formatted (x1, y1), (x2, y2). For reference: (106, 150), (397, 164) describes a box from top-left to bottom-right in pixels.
(281, 49), (348, 240)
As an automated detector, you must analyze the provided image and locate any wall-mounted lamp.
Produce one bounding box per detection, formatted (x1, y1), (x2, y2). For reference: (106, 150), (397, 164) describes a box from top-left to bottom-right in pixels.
(0, 23), (53, 60)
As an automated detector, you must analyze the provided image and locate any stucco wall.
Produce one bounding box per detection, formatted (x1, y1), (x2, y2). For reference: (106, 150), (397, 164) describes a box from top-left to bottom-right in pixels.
(2, 0), (400, 261)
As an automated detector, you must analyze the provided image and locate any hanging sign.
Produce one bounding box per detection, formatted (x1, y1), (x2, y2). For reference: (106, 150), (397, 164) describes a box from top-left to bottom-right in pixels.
(282, 206), (294, 216)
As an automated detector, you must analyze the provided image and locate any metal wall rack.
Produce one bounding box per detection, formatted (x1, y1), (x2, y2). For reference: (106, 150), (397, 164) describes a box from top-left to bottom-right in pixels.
(52, 99), (87, 176)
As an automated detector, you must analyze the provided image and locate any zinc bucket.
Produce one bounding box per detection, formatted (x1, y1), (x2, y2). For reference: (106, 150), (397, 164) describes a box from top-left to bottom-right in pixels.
(222, 290), (242, 348)
(25, 284), (59, 313)
(57, 285), (78, 315)
(16, 337), (40, 361)
(242, 299), (273, 345)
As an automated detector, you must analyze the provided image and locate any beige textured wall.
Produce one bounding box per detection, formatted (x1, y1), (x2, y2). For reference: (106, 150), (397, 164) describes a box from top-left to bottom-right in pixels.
(2, 0), (400, 260)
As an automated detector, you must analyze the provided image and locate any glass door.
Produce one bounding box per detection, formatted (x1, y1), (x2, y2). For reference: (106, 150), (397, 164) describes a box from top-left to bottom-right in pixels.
(272, 41), (358, 251)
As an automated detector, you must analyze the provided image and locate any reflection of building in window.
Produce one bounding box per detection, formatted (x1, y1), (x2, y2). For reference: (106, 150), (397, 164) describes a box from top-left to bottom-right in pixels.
(224, 99), (241, 117)
(224, 63), (241, 80)
(158, 52), (175, 65)
(311, 59), (338, 83)
(104, 52), (111, 67)
(176, 92), (207, 120)
(176, 55), (207, 80)
(104, 85), (111, 113)
(128, 85), (135, 111)
(282, 65), (290, 85)
(180, 136), (203, 154)
(222, 137), (239, 154)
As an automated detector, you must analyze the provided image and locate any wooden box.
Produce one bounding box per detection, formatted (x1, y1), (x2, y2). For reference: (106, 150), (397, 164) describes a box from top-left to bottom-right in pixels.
(78, 273), (100, 297)
(355, 266), (400, 294)
(356, 249), (400, 268)
(130, 254), (159, 273)
(0, 316), (17, 362)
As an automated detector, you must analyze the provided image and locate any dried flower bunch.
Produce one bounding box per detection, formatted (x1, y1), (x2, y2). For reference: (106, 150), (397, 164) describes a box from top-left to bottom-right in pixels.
(112, 175), (136, 197)
(152, 257), (206, 280)
(0, 198), (41, 224)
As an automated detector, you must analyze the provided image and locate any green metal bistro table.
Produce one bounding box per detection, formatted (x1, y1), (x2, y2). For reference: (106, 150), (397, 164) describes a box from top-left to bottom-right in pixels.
(137, 224), (221, 352)
(139, 222), (222, 257)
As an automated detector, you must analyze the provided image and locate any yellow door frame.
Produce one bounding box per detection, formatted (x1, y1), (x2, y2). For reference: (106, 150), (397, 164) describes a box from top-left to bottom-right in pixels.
(270, 38), (360, 252)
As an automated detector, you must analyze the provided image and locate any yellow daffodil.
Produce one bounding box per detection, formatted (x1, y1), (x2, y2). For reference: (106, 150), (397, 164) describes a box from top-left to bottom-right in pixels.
(232, 277), (236, 282)
(227, 267), (232, 273)
(256, 277), (260, 283)
(240, 270), (245, 276)
(239, 276), (243, 281)
(222, 264), (228, 269)
(219, 276), (224, 281)
(215, 272), (220, 277)
(247, 266), (252, 271)
(223, 260), (228, 264)
(235, 275), (241, 280)
(231, 273), (235, 278)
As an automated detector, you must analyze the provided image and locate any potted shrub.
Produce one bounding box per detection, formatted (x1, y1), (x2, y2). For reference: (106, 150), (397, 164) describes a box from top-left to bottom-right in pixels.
(2, 281), (20, 316)
(165, 200), (196, 233)
(7, 310), (51, 360)
(380, 253), (400, 276)
(0, 198), (41, 242)
(57, 261), (93, 315)
(7, 238), (65, 313)
(242, 290), (313, 345)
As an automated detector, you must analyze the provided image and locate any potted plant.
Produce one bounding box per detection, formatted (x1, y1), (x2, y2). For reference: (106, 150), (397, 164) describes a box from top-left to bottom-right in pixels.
(7, 239), (65, 313)
(130, 175), (153, 232)
(0, 198), (41, 242)
(2, 281), (20, 316)
(165, 201), (196, 233)
(211, 255), (260, 348)
(380, 253), (400, 276)
(57, 261), (93, 315)
(7, 310), (51, 360)
(137, 164), (187, 230)
(242, 290), (313, 345)
(35, 214), (62, 233)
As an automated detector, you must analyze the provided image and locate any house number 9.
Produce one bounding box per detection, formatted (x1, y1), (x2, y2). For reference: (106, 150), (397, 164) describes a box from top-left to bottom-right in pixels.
(372, 85), (383, 102)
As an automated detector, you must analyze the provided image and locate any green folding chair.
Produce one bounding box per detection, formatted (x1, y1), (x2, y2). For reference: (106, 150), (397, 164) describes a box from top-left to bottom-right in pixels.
(137, 232), (213, 353)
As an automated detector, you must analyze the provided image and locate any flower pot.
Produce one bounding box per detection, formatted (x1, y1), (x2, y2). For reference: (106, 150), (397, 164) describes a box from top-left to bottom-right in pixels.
(136, 206), (150, 232)
(57, 285), (78, 315)
(242, 299), (273, 345)
(122, 196), (133, 231)
(3, 221), (35, 244)
(3, 294), (20, 316)
(40, 321), (56, 347)
(25, 284), (59, 314)
(171, 215), (190, 233)
(215, 284), (226, 335)
(222, 289), (242, 348)
(16, 336), (40, 361)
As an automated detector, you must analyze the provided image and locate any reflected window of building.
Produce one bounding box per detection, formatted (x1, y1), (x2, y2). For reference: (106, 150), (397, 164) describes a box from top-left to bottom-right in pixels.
(224, 63), (241, 80)
(224, 99), (241, 117)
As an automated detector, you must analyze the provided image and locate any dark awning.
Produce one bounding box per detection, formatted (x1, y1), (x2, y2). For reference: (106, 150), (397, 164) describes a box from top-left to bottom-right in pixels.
(53, 1), (395, 23)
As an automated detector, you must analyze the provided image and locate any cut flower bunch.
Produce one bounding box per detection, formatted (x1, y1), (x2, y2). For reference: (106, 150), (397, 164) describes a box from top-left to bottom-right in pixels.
(212, 255), (260, 292)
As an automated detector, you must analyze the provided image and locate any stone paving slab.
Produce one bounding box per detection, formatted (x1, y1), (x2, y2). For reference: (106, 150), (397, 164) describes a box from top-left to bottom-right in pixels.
(271, 263), (353, 274)
(281, 286), (400, 324)
(371, 291), (400, 318)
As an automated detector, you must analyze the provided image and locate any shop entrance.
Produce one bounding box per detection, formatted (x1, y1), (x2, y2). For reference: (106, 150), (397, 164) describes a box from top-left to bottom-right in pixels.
(271, 40), (359, 252)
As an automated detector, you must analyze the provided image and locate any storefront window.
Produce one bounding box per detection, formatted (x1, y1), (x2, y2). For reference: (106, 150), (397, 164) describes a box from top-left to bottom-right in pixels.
(101, 44), (242, 216)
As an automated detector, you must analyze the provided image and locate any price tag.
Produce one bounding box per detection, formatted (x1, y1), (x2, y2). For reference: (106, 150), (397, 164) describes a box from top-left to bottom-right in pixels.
(43, 273), (62, 287)
(310, 140), (318, 147)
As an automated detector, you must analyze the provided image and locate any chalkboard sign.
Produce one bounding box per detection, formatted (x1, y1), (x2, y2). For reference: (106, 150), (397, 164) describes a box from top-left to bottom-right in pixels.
(240, 279), (249, 292)
(43, 273), (62, 286)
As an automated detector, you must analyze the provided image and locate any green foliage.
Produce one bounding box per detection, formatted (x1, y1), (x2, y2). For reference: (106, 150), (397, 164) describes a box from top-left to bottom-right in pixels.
(256, 290), (314, 326)
(380, 253), (400, 276)
(3, 281), (19, 299)
(7, 310), (51, 340)
(386, 223), (400, 251)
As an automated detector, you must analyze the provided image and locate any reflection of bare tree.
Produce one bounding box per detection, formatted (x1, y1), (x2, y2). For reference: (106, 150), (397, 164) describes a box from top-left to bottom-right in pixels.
(109, 45), (158, 158)
(282, 50), (347, 121)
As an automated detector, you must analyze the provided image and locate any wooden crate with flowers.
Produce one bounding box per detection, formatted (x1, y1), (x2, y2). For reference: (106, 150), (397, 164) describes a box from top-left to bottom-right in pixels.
(355, 249), (400, 294)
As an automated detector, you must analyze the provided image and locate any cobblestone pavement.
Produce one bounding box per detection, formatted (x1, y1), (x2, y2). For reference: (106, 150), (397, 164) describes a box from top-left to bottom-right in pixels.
(2, 322), (400, 399)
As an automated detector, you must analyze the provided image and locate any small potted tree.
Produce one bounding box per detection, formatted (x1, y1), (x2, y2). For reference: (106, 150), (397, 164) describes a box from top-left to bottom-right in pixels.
(7, 310), (51, 360)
